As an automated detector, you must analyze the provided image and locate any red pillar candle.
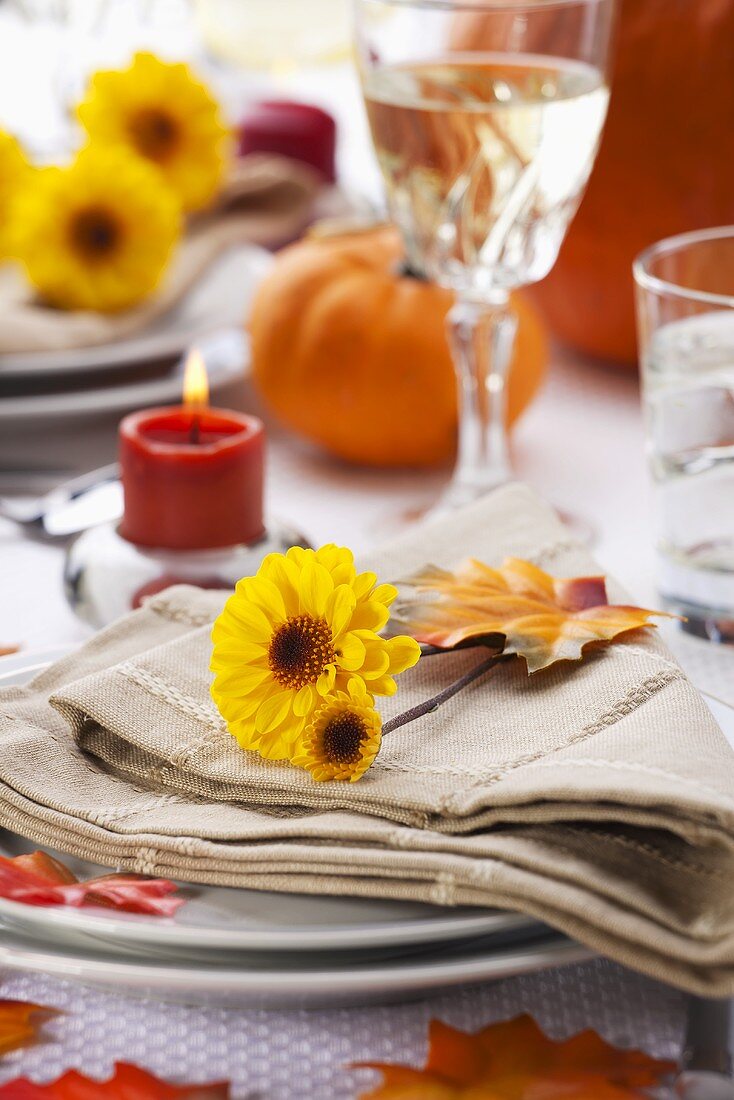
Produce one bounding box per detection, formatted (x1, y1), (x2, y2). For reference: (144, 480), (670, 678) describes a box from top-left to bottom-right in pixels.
(119, 354), (265, 551)
(238, 100), (337, 183)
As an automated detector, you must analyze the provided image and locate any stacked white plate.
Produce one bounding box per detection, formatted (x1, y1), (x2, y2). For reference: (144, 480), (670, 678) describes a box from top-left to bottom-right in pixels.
(0, 649), (591, 1008)
(0, 245), (272, 491)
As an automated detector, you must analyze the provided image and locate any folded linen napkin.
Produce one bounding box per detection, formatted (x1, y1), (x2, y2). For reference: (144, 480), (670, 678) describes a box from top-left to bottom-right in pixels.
(1, 484), (732, 995)
(0, 154), (321, 356)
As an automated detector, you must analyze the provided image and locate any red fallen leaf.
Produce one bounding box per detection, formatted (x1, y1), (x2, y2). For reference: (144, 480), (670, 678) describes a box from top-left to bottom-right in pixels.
(356, 1015), (677, 1098)
(0, 851), (183, 917)
(398, 557), (671, 672)
(0, 1063), (230, 1098)
(0, 1001), (54, 1058)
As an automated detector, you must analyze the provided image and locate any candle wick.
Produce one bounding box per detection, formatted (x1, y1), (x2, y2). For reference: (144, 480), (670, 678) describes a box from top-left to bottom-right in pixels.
(190, 412), (200, 445)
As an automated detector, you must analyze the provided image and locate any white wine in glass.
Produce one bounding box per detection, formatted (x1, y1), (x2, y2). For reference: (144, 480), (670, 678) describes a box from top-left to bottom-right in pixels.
(355, 0), (615, 510)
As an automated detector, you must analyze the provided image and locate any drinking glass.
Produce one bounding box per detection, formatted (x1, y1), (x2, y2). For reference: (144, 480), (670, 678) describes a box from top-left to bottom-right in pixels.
(353, 0), (615, 510)
(634, 227), (734, 644)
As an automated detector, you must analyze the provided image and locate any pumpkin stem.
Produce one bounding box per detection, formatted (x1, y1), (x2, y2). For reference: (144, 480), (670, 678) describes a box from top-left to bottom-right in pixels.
(399, 260), (428, 282)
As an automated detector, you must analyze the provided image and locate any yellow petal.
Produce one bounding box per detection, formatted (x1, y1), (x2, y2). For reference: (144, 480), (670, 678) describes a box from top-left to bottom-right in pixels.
(317, 665), (336, 695)
(326, 584), (357, 640)
(219, 598), (273, 644)
(385, 635), (422, 674)
(299, 560), (334, 617)
(371, 583), (398, 608)
(353, 571), (377, 601)
(255, 691), (292, 734)
(348, 600), (390, 632)
(366, 674), (398, 697)
(336, 633), (367, 671)
(293, 684), (318, 717)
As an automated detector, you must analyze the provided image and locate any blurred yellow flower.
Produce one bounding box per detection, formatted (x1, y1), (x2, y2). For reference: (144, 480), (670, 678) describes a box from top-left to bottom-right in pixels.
(78, 51), (228, 212)
(211, 545), (421, 762)
(13, 146), (181, 313)
(293, 683), (383, 782)
(0, 130), (31, 259)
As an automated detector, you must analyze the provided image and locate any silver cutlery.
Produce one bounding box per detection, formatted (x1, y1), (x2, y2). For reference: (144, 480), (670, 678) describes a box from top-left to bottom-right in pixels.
(0, 463), (122, 539)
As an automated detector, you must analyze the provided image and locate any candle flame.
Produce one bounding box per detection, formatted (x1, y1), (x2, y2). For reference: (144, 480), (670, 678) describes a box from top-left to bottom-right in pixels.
(183, 348), (209, 409)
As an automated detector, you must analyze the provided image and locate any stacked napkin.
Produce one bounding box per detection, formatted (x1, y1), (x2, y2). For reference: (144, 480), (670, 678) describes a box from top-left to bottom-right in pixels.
(0, 154), (321, 356)
(1, 484), (732, 994)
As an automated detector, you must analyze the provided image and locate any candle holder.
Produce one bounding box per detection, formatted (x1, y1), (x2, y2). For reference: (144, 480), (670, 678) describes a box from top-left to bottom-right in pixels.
(65, 519), (311, 630)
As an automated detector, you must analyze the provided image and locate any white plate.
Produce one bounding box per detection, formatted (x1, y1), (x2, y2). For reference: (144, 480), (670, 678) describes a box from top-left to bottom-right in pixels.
(0, 245), (273, 381)
(0, 649), (538, 956)
(0, 922), (591, 1008)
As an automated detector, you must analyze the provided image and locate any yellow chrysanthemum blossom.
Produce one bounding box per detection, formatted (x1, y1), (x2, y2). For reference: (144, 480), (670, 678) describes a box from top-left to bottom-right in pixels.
(78, 51), (228, 212)
(211, 545), (421, 762)
(0, 130), (31, 258)
(13, 146), (181, 312)
(293, 682), (382, 782)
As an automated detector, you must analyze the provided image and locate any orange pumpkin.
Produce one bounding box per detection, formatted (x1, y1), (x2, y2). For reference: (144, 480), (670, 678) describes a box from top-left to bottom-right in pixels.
(249, 224), (547, 468)
(530, 0), (734, 365)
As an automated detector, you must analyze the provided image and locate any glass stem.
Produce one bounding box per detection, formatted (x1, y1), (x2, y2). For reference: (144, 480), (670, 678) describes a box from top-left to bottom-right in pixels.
(444, 293), (517, 507)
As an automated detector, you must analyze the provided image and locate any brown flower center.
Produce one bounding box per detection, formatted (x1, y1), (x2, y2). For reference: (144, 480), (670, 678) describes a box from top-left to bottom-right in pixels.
(321, 712), (367, 766)
(130, 108), (180, 161)
(268, 615), (335, 691)
(70, 207), (120, 258)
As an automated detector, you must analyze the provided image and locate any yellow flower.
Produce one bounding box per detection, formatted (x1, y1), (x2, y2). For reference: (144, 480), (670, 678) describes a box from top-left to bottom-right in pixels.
(210, 545), (421, 762)
(13, 146), (181, 312)
(78, 51), (228, 212)
(0, 130), (31, 259)
(293, 682), (382, 782)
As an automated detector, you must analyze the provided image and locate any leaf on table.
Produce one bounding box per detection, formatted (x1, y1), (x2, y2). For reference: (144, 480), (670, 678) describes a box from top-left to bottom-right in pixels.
(0, 1062), (230, 1098)
(0, 1001), (55, 1058)
(0, 851), (184, 916)
(0, 646), (19, 657)
(397, 557), (671, 672)
(356, 1014), (677, 1099)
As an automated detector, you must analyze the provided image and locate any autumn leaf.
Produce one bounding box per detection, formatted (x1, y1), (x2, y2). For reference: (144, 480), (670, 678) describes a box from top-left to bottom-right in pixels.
(356, 1015), (677, 1099)
(0, 1001), (54, 1059)
(0, 851), (184, 916)
(0, 646), (19, 657)
(398, 557), (671, 672)
(0, 1062), (229, 1099)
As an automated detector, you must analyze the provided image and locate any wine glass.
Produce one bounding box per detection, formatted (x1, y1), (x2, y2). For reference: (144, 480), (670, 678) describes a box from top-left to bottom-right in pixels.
(353, 0), (616, 512)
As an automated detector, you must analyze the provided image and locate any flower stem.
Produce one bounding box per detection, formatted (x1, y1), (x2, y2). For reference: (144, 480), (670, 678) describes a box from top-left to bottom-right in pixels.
(383, 652), (514, 736)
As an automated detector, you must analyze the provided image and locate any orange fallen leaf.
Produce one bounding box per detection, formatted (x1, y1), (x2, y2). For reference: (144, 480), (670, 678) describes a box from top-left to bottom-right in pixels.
(0, 646), (19, 657)
(0, 1001), (54, 1058)
(0, 1063), (229, 1098)
(0, 851), (183, 916)
(398, 557), (671, 672)
(356, 1015), (677, 1099)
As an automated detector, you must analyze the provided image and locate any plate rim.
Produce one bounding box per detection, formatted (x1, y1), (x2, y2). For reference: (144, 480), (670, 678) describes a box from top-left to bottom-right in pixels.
(0, 924), (590, 995)
(0, 243), (272, 378)
(0, 649), (538, 953)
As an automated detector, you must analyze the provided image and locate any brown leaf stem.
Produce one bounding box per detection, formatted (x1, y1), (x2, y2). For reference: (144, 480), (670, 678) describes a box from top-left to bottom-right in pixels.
(383, 652), (514, 735)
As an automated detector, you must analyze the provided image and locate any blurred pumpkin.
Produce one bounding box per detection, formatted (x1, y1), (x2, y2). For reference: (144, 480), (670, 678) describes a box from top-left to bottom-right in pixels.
(249, 223), (547, 468)
(452, 0), (734, 366)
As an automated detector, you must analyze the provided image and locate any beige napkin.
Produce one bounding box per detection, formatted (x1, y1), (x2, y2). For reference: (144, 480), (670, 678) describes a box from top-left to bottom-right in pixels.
(0, 155), (321, 356)
(1, 484), (733, 995)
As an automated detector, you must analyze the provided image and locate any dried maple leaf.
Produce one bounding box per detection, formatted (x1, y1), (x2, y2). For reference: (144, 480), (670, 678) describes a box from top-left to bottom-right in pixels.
(0, 851), (183, 916)
(398, 557), (670, 672)
(0, 1001), (54, 1058)
(357, 1015), (676, 1099)
(0, 1062), (229, 1098)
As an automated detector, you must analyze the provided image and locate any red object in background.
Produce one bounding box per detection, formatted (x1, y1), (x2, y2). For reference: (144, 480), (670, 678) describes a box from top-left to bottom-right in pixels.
(119, 407), (265, 551)
(238, 100), (337, 183)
